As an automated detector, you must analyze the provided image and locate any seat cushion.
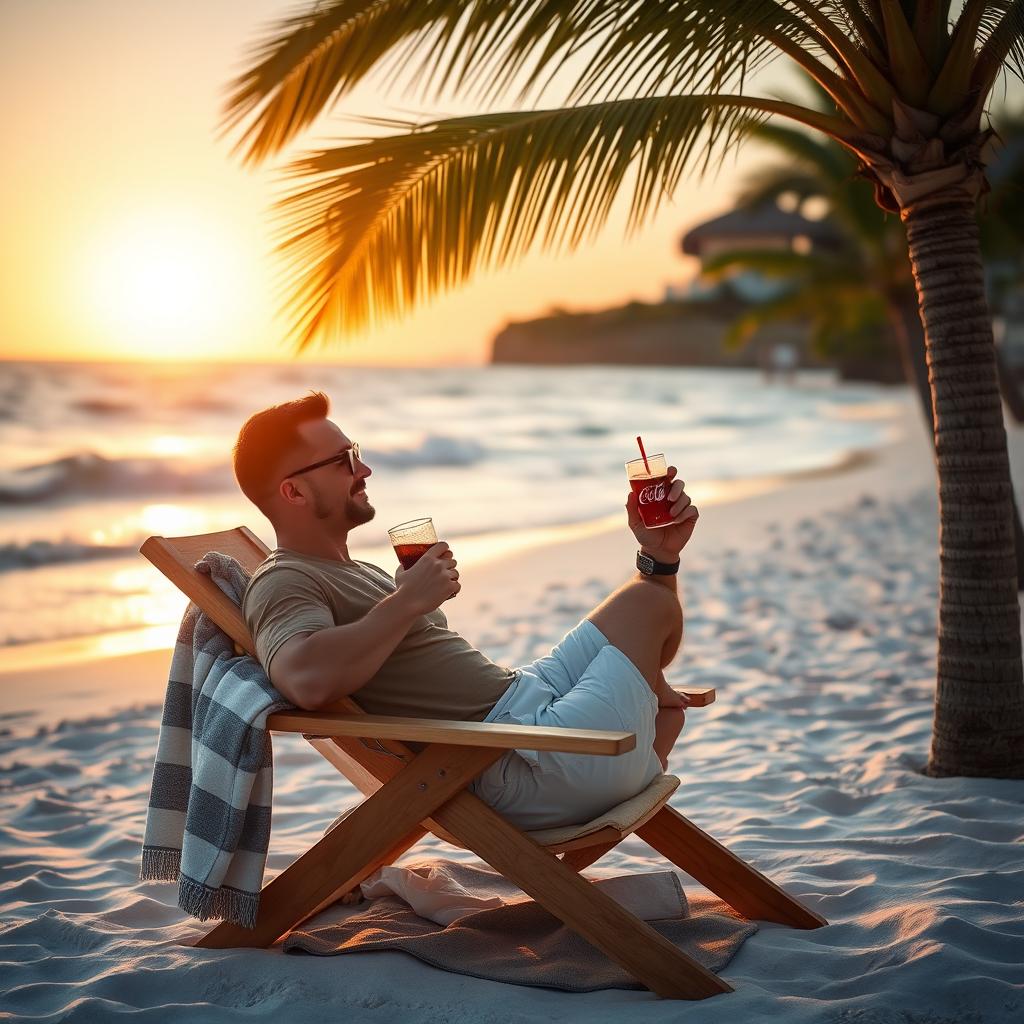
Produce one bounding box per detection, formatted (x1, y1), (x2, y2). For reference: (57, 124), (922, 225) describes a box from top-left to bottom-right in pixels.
(523, 773), (680, 846)
(325, 773), (681, 850)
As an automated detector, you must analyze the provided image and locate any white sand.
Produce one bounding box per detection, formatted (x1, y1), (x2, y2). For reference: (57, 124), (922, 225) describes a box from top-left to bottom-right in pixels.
(1, 390), (1023, 1022)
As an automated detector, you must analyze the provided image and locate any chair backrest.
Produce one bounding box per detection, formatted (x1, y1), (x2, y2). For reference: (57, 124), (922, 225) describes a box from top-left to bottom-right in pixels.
(140, 525), (369, 713)
(140, 526), (270, 656)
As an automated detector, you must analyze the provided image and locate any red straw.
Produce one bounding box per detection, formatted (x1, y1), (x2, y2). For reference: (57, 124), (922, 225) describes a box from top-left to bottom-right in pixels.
(636, 435), (650, 475)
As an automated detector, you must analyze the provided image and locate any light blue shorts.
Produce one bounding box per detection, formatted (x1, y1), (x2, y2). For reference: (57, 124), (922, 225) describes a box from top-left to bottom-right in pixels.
(468, 619), (664, 830)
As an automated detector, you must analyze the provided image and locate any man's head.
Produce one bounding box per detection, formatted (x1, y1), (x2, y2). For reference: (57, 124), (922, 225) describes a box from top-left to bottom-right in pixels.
(233, 392), (373, 534)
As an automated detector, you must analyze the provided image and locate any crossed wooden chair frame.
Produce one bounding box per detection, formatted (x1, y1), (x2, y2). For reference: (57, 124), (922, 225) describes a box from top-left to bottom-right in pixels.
(141, 526), (826, 1001)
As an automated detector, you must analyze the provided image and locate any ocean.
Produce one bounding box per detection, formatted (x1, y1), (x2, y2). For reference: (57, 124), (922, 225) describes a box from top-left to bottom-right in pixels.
(0, 360), (908, 651)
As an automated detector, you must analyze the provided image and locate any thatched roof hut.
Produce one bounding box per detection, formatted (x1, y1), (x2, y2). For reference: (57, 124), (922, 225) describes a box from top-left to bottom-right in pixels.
(681, 203), (843, 259)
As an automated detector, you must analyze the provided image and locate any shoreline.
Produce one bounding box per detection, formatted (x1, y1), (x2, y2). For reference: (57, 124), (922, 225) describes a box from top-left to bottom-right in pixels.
(0, 396), (928, 723)
(0, 368), (904, 658)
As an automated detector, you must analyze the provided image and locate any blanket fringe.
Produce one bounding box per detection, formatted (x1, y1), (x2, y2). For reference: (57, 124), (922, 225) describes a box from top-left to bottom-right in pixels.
(177, 876), (260, 930)
(140, 846), (182, 882)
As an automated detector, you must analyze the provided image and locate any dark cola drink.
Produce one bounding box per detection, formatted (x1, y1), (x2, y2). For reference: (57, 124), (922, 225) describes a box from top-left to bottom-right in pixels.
(629, 474), (672, 528)
(625, 453), (673, 529)
(394, 542), (433, 570)
(388, 518), (438, 570)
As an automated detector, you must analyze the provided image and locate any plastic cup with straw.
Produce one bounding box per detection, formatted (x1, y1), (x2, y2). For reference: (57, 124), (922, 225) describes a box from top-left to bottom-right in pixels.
(625, 436), (673, 529)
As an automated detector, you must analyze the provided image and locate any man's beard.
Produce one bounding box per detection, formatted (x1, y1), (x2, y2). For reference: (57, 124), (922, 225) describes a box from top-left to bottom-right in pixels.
(310, 485), (375, 525)
(345, 493), (376, 525)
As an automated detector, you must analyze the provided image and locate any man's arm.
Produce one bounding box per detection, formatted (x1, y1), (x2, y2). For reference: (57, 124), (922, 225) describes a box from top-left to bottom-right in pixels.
(267, 542), (460, 710)
(269, 590), (422, 709)
(626, 464), (698, 593)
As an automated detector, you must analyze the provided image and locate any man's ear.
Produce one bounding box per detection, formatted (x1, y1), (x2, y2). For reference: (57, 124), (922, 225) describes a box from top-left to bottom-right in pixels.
(279, 479), (307, 507)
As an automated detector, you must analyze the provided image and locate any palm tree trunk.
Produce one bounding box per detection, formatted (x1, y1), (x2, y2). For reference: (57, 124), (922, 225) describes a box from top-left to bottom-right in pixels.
(994, 336), (1024, 423)
(902, 196), (1024, 778)
(888, 295), (1024, 592)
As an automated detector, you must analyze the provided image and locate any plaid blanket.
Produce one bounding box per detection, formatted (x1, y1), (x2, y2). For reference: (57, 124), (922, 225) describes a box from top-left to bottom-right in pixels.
(140, 551), (291, 929)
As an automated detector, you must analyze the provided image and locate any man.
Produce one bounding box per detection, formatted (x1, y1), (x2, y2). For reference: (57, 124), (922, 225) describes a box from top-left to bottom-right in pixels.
(234, 392), (699, 831)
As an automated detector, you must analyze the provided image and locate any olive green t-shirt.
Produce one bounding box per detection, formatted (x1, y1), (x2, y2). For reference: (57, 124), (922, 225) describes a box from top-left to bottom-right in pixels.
(241, 548), (516, 721)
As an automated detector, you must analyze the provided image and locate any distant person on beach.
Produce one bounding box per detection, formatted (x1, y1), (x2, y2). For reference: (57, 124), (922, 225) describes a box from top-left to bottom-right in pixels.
(764, 341), (799, 384)
(232, 392), (700, 831)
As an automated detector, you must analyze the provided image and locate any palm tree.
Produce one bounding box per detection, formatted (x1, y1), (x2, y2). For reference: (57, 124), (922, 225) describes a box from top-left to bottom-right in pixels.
(702, 84), (1024, 409)
(695, 84), (1024, 588)
(223, 0), (1024, 778)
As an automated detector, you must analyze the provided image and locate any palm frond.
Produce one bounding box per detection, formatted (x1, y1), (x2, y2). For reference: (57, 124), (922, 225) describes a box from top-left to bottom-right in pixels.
(877, 0), (933, 104)
(719, 289), (816, 350)
(747, 122), (852, 182)
(735, 99), (898, 240)
(833, 171), (901, 246)
(911, 0), (955, 69)
(851, 0), (886, 40)
(828, 0), (888, 64)
(699, 246), (866, 286)
(775, 64), (844, 117)
(701, 247), (827, 282)
(972, 0), (1024, 96)
(720, 280), (887, 354)
(978, 0), (1022, 51)
(271, 93), (851, 349)
(928, 0), (989, 115)
(224, 0), (893, 168)
(562, 1), (822, 104)
(735, 118), (900, 253)
(782, 1), (896, 111)
(222, 0), (601, 165)
(805, 284), (890, 357)
(558, 1), (893, 126)
(733, 166), (833, 210)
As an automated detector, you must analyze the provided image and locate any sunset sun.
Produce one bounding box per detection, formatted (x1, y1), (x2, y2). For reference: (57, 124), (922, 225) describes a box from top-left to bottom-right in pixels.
(81, 212), (246, 359)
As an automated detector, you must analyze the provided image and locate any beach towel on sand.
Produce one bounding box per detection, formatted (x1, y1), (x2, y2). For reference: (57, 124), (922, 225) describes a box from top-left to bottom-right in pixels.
(357, 859), (690, 925)
(140, 552), (290, 928)
(284, 857), (758, 992)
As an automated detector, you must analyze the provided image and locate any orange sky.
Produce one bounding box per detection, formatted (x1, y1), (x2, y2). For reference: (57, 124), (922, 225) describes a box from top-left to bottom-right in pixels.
(2, 1), (809, 366)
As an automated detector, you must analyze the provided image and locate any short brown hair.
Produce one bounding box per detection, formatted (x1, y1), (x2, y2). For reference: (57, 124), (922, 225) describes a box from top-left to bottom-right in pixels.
(233, 391), (330, 509)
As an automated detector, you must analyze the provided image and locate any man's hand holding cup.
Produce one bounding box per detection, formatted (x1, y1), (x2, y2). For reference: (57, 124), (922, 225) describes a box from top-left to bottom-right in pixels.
(389, 519), (459, 615)
(394, 541), (460, 615)
(626, 465), (699, 562)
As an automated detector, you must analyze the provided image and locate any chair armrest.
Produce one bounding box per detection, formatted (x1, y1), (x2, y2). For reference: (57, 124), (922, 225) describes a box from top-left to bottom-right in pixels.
(265, 711), (636, 756)
(676, 687), (715, 707)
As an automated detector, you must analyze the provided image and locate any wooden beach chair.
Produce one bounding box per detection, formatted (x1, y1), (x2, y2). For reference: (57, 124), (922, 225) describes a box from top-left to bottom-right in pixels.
(141, 527), (827, 1000)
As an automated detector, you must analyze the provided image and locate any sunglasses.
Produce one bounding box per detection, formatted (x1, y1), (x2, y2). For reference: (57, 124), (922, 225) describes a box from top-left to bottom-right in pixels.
(284, 441), (361, 479)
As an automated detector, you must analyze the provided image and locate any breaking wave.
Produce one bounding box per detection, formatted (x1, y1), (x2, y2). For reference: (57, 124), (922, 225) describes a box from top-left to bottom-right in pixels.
(0, 538), (136, 571)
(0, 452), (231, 505)
(0, 435), (489, 506)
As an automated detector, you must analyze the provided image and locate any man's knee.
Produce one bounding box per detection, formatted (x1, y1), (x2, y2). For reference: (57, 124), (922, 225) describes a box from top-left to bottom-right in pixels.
(588, 581), (681, 688)
(623, 577), (678, 613)
(631, 579), (682, 634)
(590, 580), (679, 640)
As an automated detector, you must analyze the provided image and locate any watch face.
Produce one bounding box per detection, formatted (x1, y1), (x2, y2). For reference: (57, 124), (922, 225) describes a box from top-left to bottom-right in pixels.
(637, 552), (654, 574)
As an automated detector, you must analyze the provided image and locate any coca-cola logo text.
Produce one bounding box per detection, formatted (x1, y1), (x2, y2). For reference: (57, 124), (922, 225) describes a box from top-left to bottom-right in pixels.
(638, 481), (666, 504)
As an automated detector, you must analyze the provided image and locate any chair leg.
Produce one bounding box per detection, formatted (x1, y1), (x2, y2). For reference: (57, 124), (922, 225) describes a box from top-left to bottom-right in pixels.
(194, 743), (501, 949)
(431, 791), (732, 1000)
(636, 804), (827, 929)
(325, 808), (414, 908)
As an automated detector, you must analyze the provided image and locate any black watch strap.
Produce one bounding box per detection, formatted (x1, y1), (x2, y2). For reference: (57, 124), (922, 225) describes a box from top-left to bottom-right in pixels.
(636, 550), (680, 576)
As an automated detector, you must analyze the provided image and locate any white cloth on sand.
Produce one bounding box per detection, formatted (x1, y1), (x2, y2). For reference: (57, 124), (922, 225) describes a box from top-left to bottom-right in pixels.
(359, 860), (688, 925)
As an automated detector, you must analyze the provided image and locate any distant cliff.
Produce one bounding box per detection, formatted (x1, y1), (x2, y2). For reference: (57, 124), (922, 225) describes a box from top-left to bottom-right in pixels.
(489, 297), (818, 369)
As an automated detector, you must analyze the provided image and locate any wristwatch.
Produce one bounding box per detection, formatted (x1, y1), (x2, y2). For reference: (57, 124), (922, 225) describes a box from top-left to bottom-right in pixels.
(636, 550), (680, 576)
